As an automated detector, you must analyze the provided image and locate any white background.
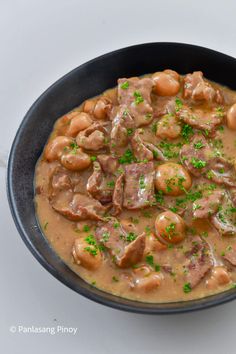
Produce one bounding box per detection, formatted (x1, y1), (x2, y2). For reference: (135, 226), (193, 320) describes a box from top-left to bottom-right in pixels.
(1, 1), (236, 353)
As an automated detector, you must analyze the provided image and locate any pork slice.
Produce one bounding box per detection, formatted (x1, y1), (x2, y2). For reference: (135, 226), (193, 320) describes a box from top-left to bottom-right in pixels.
(210, 192), (236, 236)
(52, 193), (106, 221)
(153, 96), (176, 117)
(183, 71), (223, 104)
(110, 106), (135, 150)
(49, 165), (83, 198)
(50, 167), (72, 195)
(180, 135), (211, 176)
(111, 173), (124, 216)
(143, 142), (166, 161)
(181, 136), (236, 187)
(87, 161), (113, 203)
(229, 188), (236, 207)
(222, 244), (236, 266)
(131, 129), (153, 162)
(95, 218), (145, 268)
(176, 105), (224, 134)
(209, 157), (236, 188)
(123, 161), (155, 209)
(76, 122), (109, 150)
(211, 214), (236, 236)
(184, 236), (213, 288)
(97, 154), (119, 174)
(118, 77), (154, 127)
(193, 190), (224, 219)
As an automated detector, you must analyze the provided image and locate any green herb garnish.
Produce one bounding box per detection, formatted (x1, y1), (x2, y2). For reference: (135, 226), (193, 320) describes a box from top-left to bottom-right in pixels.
(183, 282), (192, 293)
(133, 91), (144, 105)
(191, 157), (207, 169)
(120, 81), (129, 89)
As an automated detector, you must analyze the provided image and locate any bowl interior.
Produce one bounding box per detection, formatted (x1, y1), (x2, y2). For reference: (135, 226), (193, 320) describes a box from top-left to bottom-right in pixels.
(7, 42), (236, 313)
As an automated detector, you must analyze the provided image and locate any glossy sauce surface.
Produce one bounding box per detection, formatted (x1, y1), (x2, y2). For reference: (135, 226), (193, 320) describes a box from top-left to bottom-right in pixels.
(35, 71), (236, 303)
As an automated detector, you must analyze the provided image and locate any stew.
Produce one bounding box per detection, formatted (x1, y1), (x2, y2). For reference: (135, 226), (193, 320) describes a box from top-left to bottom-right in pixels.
(35, 70), (236, 303)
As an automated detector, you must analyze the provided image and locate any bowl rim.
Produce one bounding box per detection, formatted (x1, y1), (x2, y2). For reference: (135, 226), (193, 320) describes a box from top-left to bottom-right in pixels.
(7, 41), (236, 314)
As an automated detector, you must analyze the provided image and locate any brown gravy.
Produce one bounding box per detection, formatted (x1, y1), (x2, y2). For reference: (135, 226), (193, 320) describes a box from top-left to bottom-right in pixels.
(35, 70), (236, 303)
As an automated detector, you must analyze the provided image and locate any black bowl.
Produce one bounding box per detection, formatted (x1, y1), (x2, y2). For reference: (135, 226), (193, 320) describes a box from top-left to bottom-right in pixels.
(7, 42), (236, 314)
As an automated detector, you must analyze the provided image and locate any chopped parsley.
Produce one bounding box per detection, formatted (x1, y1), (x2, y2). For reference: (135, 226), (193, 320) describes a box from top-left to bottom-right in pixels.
(120, 81), (129, 89)
(151, 122), (157, 133)
(146, 254), (161, 272)
(83, 225), (90, 232)
(183, 282), (192, 293)
(101, 232), (110, 243)
(216, 106), (224, 117)
(133, 91), (144, 105)
(126, 232), (137, 242)
(139, 175), (146, 189)
(113, 222), (120, 229)
(153, 150), (158, 159)
(70, 141), (79, 154)
(90, 156), (97, 161)
(181, 124), (194, 141)
(145, 254), (154, 267)
(155, 190), (164, 204)
(175, 97), (183, 111)
(107, 180), (115, 188)
(127, 128), (134, 136)
(85, 234), (96, 245)
(159, 141), (181, 159)
(118, 149), (136, 164)
(145, 113), (153, 120)
(145, 225), (151, 235)
(191, 157), (207, 169)
(194, 140), (204, 149)
(84, 246), (97, 256)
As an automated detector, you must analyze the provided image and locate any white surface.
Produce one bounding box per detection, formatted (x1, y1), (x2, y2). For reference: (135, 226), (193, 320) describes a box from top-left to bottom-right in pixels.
(1, 0), (236, 353)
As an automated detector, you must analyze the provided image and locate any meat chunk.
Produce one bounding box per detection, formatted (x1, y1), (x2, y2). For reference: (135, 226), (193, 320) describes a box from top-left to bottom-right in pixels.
(49, 166), (82, 198)
(111, 173), (124, 216)
(110, 106), (135, 150)
(95, 218), (145, 268)
(210, 190), (236, 235)
(183, 71), (223, 104)
(153, 96), (176, 117)
(229, 188), (236, 207)
(222, 244), (236, 266)
(209, 157), (236, 188)
(50, 168), (72, 193)
(97, 154), (119, 174)
(180, 135), (236, 188)
(123, 162), (155, 209)
(176, 105), (224, 134)
(118, 77), (153, 127)
(87, 161), (113, 203)
(180, 135), (211, 177)
(143, 142), (166, 161)
(76, 122), (108, 150)
(211, 214), (236, 236)
(52, 193), (106, 221)
(184, 236), (213, 288)
(131, 129), (153, 162)
(193, 190), (224, 219)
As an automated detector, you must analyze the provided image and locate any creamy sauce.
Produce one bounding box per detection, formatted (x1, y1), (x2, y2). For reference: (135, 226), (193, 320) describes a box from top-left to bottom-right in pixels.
(35, 71), (236, 303)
